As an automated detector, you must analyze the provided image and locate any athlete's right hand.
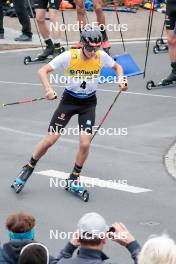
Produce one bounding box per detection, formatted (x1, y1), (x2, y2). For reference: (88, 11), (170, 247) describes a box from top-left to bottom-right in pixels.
(46, 89), (57, 100)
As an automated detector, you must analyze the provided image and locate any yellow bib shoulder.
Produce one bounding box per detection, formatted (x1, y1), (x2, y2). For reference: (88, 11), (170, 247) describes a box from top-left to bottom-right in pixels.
(66, 49), (101, 78)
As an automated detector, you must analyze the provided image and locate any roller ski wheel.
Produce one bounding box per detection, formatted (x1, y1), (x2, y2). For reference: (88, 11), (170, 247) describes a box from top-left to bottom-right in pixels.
(153, 45), (159, 54)
(53, 46), (65, 57)
(156, 38), (164, 45)
(24, 56), (32, 65)
(58, 46), (65, 54)
(11, 178), (26, 193)
(146, 80), (155, 90)
(153, 40), (168, 54)
(82, 190), (89, 202)
(65, 178), (89, 202)
(23, 55), (52, 65)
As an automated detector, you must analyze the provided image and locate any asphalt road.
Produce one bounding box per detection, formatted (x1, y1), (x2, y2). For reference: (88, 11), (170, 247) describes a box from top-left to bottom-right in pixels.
(0, 43), (176, 262)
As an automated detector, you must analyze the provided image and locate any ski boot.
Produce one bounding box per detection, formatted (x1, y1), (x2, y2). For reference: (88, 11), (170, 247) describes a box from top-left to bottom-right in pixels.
(53, 43), (65, 57)
(24, 39), (54, 65)
(146, 62), (176, 90)
(37, 39), (54, 60)
(161, 62), (176, 85)
(102, 40), (111, 55)
(65, 176), (89, 202)
(11, 163), (34, 193)
(24, 42), (65, 65)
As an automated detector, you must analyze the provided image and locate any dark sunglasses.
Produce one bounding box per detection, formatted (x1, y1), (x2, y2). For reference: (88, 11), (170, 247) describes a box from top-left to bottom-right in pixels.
(84, 45), (100, 52)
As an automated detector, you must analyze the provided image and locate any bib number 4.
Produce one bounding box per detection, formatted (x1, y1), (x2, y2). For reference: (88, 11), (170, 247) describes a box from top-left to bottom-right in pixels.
(80, 81), (86, 89)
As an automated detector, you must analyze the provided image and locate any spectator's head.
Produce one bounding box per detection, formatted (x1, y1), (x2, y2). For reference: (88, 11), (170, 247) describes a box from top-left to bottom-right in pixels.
(77, 212), (109, 250)
(18, 243), (49, 264)
(138, 234), (176, 264)
(6, 212), (35, 240)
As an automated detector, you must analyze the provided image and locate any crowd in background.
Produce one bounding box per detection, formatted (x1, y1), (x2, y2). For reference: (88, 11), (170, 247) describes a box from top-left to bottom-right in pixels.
(0, 211), (176, 264)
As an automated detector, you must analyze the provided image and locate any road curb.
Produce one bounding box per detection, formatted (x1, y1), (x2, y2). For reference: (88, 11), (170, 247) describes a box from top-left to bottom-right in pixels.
(165, 141), (176, 179)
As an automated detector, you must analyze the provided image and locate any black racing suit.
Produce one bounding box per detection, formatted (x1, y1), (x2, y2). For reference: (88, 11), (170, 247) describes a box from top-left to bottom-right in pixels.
(166, 0), (176, 30)
(13, 0), (33, 37)
(0, 0), (4, 34)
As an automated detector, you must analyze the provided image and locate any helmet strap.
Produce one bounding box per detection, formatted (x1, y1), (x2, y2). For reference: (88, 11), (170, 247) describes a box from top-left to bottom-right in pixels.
(82, 46), (90, 59)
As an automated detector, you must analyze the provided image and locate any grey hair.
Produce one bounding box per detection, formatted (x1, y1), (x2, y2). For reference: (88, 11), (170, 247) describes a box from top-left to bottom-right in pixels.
(138, 234), (176, 264)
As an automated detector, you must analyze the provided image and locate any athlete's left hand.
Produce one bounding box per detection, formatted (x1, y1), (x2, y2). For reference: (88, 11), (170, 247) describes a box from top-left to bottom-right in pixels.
(118, 76), (128, 91)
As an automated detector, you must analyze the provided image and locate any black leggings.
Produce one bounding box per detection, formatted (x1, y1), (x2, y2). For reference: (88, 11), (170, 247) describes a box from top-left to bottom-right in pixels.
(48, 92), (97, 134)
(0, 0), (4, 34)
(13, 0), (32, 37)
(166, 2), (176, 30)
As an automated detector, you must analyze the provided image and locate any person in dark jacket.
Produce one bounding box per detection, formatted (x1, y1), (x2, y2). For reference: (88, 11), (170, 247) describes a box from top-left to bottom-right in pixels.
(0, 212), (36, 263)
(55, 212), (141, 264)
(13, 0), (33, 41)
(0, 0), (4, 39)
(162, 0), (176, 84)
(18, 242), (50, 264)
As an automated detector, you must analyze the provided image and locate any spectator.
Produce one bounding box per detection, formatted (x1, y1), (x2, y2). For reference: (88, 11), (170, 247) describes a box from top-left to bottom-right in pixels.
(13, 0), (33, 41)
(74, 0), (111, 54)
(34, 0), (64, 60)
(55, 212), (141, 264)
(0, 0), (4, 39)
(162, 0), (176, 84)
(18, 243), (50, 264)
(0, 212), (36, 263)
(138, 234), (176, 264)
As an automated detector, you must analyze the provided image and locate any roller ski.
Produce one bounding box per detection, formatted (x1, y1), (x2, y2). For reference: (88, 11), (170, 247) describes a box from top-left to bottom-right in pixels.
(24, 39), (65, 65)
(65, 177), (89, 202)
(153, 38), (168, 54)
(147, 62), (176, 90)
(11, 163), (34, 193)
(147, 66), (176, 90)
(146, 79), (176, 90)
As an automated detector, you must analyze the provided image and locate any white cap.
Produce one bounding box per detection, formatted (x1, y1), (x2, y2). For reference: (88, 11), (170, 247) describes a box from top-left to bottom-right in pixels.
(77, 212), (109, 237)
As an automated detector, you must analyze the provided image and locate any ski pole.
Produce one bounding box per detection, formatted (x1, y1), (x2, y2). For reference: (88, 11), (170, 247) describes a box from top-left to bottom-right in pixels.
(160, 14), (166, 39)
(113, 0), (126, 52)
(60, 8), (69, 49)
(91, 89), (122, 142)
(143, 0), (154, 78)
(1, 97), (46, 107)
(26, 0), (44, 51)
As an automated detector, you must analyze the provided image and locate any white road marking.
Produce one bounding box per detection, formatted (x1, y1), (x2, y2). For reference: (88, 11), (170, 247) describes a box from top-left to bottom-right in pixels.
(35, 169), (152, 194)
(0, 80), (43, 87)
(0, 80), (176, 100)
